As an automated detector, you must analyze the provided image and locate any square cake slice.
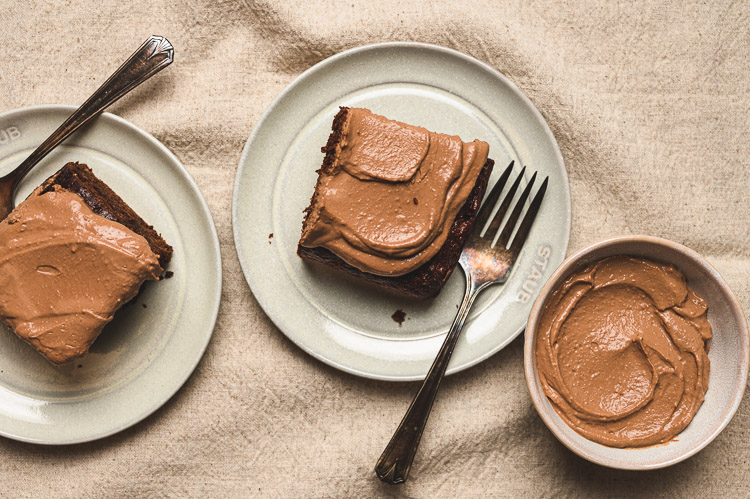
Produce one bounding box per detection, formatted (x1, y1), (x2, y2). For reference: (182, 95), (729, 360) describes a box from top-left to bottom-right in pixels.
(298, 107), (494, 299)
(0, 162), (172, 365)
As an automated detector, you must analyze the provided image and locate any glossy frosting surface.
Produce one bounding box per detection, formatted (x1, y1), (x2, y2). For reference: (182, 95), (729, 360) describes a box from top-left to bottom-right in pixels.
(535, 256), (711, 448)
(300, 108), (489, 276)
(0, 189), (162, 365)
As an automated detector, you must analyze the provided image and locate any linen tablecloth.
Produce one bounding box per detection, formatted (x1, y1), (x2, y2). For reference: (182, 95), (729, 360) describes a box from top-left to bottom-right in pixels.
(2, 0), (748, 496)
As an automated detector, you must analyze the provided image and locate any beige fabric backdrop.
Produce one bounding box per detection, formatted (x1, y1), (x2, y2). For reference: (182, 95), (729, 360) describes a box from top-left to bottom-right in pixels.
(2, 0), (749, 496)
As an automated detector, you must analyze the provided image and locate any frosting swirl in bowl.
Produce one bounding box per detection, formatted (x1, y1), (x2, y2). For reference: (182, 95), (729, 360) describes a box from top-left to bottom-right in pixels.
(535, 255), (711, 448)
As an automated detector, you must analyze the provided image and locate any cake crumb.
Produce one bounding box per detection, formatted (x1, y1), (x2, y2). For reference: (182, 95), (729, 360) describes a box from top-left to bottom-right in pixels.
(391, 309), (407, 326)
(268, 233), (274, 245)
(142, 303), (147, 309)
(163, 271), (174, 279)
(413, 197), (419, 205)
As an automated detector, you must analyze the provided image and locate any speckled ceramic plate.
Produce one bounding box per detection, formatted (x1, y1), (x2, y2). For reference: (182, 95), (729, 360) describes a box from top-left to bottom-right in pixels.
(233, 43), (570, 381)
(0, 105), (221, 444)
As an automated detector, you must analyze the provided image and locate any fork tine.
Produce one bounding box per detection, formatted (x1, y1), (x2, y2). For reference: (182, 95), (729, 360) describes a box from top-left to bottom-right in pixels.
(509, 176), (548, 256)
(497, 172), (537, 247)
(482, 166), (526, 238)
(474, 161), (514, 234)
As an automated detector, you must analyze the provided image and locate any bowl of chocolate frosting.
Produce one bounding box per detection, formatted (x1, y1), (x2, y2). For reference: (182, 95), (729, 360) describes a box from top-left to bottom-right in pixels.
(524, 235), (749, 469)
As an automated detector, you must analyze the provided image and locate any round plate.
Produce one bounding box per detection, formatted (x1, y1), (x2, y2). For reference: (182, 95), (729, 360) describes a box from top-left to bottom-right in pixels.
(0, 105), (221, 444)
(233, 42), (570, 381)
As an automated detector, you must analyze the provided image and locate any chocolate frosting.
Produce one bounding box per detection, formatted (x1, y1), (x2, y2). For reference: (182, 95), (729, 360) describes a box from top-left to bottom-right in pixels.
(535, 256), (711, 448)
(0, 189), (162, 365)
(300, 108), (489, 276)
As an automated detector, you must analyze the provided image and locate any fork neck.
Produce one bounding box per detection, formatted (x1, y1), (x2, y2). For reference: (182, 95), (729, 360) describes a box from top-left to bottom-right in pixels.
(456, 269), (486, 322)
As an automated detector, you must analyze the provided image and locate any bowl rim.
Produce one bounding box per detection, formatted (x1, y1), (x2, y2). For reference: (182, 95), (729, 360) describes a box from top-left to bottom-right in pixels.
(523, 234), (750, 470)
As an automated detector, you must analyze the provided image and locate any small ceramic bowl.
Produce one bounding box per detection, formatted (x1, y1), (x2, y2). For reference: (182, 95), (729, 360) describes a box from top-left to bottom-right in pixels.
(524, 235), (749, 470)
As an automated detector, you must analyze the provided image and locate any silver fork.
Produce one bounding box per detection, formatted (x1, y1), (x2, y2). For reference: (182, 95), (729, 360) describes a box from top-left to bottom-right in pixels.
(0, 36), (174, 221)
(375, 161), (548, 485)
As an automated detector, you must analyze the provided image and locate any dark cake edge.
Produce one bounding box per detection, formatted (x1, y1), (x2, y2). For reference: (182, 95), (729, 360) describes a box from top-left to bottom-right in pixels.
(38, 162), (173, 268)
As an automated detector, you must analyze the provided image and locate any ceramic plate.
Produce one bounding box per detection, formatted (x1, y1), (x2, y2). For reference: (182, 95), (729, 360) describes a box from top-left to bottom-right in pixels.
(0, 105), (221, 444)
(233, 43), (570, 381)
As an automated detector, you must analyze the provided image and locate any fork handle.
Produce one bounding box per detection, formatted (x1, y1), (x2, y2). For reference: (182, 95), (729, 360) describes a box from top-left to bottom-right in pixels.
(1, 36), (174, 192)
(375, 273), (479, 485)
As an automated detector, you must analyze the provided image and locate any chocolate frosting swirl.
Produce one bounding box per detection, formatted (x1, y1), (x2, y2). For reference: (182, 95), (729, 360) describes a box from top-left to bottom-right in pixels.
(301, 108), (489, 276)
(536, 256), (711, 448)
(0, 189), (162, 365)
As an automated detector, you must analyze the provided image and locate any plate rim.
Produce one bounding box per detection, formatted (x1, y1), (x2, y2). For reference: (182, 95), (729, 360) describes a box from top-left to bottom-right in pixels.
(232, 41), (571, 381)
(0, 104), (223, 445)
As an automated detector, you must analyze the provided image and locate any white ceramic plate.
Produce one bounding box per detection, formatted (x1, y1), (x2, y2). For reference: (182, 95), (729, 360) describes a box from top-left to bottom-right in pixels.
(0, 105), (221, 444)
(233, 42), (570, 381)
